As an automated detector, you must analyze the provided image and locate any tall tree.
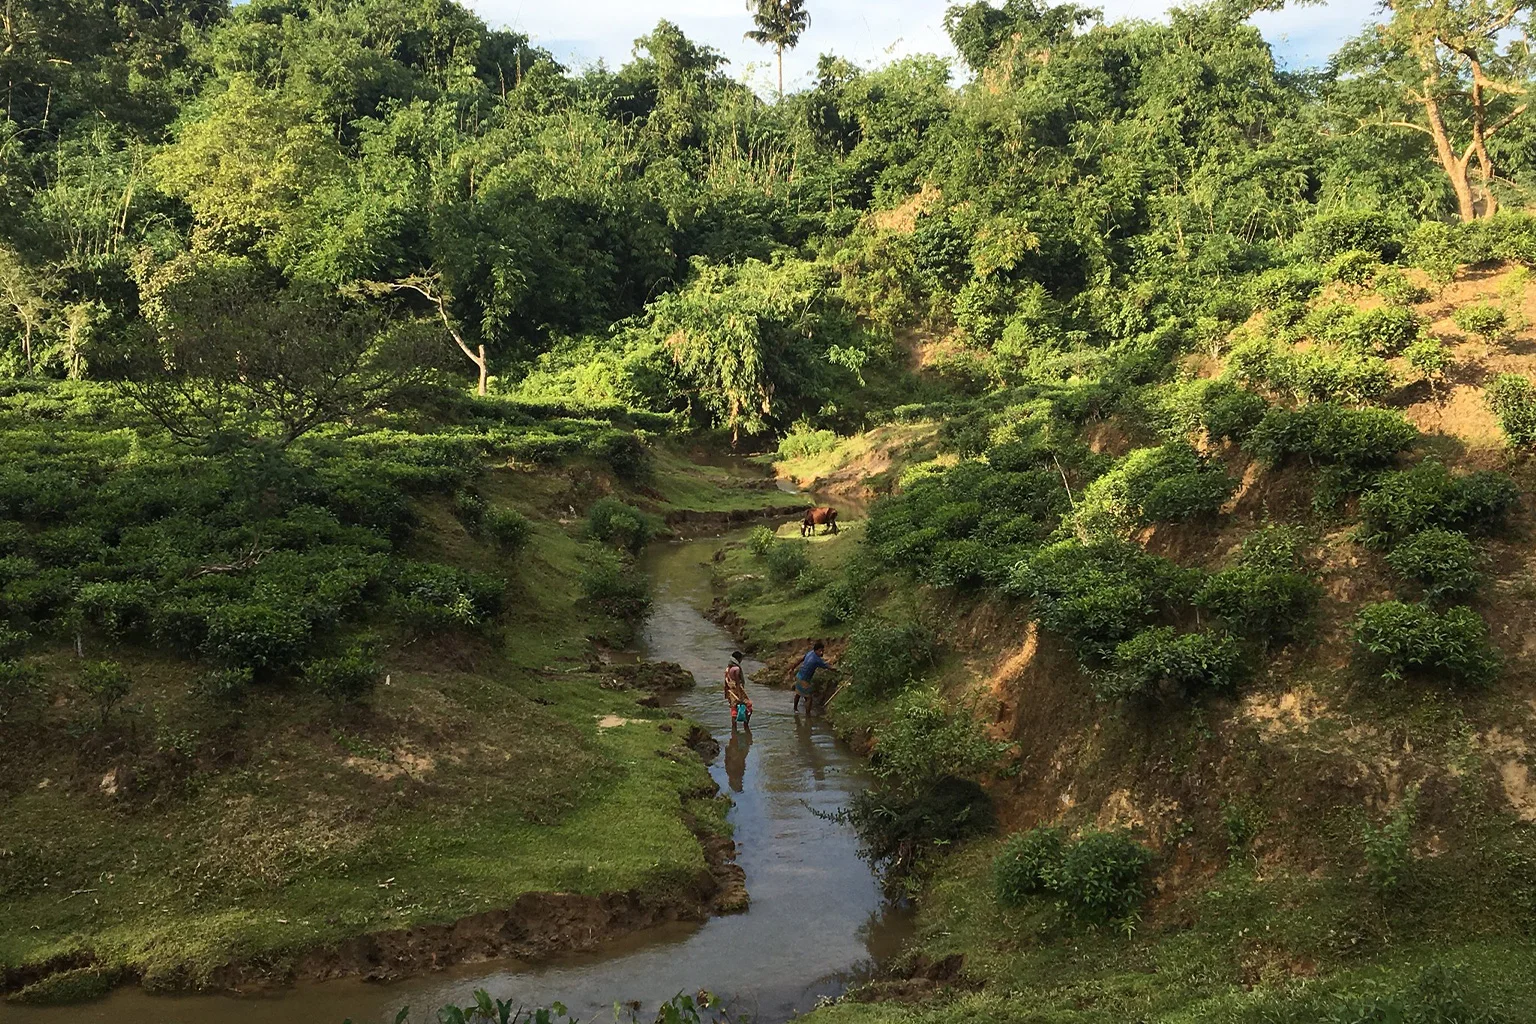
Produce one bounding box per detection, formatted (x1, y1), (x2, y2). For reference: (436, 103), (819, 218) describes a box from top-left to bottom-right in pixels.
(1342, 0), (1536, 222)
(744, 0), (811, 99)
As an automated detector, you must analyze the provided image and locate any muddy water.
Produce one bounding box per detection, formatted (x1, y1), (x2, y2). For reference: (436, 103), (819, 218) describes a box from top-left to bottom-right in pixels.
(5, 530), (906, 1024)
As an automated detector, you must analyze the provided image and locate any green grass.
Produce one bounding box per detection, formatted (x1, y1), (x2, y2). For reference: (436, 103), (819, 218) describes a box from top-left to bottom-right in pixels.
(714, 521), (864, 647)
(804, 834), (1536, 1022)
(645, 445), (809, 514)
(0, 457), (719, 994)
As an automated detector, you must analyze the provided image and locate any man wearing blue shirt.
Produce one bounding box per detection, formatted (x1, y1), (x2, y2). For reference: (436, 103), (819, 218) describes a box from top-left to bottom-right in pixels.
(794, 640), (833, 715)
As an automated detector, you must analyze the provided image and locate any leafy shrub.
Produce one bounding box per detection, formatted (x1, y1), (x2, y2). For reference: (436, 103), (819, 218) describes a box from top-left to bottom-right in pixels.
(1194, 526), (1319, 641)
(1405, 338), (1449, 381)
(1340, 305), (1423, 357)
(452, 488), (486, 527)
(1296, 210), (1406, 263)
(869, 688), (1007, 798)
(1374, 268), (1431, 305)
(204, 603), (311, 672)
(847, 777), (995, 879)
(845, 615), (935, 697)
(919, 538), (1002, 590)
(1405, 221), (1462, 283)
(761, 539), (811, 585)
(304, 643), (382, 702)
(1074, 444), (1235, 538)
(194, 666), (253, 703)
(1486, 373), (1536, 449)
(777, 424), (840, 460)
(1385, 529), (1484, 600)
(1055, 829), (1153, 922)
(0, 624), (28, 659)
(1246, 403), (1418, 468)
(793, 565), (829, 594)
(1363, 790), (1418, 894)
(1352, 601), (1500, 686)
(1357, 460), (1519, 546)
(1325, 249), (1380, 286)
(585, 497), (654, 554)
(1252, 265), (1323, 308)
(1103, 627), (1242, 700)
(1274, 350), (1395, 406)
(482, 508), (531, 551)
(995, 827), (1066, 905)
(1452, 303), (1508, 343)
(819, 578), (861, 626)
(1200, 382), (1268, 442)
(595, 430), (651, 482)
(77, 581), (157, 638)
(79, 660), (130, 726)
(1008, 540), (1197, 661)
(0, 660), (40, 724)
(578, 549), (651, 624)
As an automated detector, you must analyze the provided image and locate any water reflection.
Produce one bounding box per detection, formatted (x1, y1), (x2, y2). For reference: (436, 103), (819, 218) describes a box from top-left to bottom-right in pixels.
(724, 727), (751, 793)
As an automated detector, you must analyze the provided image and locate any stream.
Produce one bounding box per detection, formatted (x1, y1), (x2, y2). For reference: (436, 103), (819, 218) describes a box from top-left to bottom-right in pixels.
(5, 524), (908, 1023)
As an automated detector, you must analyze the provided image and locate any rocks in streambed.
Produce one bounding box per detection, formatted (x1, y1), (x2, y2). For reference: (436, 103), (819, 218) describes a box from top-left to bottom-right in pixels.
(685, 725), (720, 763)
(603, 661), (696, 692)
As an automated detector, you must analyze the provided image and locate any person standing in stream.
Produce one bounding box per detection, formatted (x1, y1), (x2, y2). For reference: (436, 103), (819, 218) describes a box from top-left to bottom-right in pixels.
(793, 640), (833, 715)
(724, 650), (752, 728)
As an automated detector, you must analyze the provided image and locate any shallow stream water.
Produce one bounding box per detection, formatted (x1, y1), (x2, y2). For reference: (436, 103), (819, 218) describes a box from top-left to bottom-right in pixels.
(5, 524), (906, 1024)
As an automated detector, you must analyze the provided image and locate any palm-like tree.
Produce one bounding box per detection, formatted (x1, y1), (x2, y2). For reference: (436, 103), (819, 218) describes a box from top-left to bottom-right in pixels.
(744, 0), (810, 100)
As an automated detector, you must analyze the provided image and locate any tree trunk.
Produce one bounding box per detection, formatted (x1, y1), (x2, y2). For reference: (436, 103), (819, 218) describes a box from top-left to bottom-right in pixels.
(476, 343), (488, 396)
(1420, 88), (1480, 223)
(777, 46), (784, 101)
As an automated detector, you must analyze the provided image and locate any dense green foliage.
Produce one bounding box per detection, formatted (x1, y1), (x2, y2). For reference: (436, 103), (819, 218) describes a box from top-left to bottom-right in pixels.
(994, 825), (1152, 923)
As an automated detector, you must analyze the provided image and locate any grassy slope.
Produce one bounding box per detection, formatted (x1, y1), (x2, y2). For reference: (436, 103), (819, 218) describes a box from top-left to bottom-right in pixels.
(0, 452), (785, 996)
(717, 267), (1536, 1019)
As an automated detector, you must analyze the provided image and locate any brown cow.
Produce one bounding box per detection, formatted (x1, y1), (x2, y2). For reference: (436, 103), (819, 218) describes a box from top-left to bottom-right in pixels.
(801, 506), (839, 537)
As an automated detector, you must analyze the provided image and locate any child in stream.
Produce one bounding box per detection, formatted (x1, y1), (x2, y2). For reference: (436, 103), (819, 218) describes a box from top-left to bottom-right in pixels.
(724, 650), (752, 727)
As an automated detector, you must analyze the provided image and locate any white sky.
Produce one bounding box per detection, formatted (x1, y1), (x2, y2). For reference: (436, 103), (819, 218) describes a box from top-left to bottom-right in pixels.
(467, 0), (1378, 92)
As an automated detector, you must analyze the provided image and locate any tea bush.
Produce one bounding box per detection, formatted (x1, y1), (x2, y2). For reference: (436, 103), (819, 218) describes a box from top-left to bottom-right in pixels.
(585, 497), (654, 554)
(1252, 265), (1323, 307)
(1103, 627), (1242, 700)
(304, 642), (382, 702)
(482, 508), (531, 551)
(1352, 601), (1500, 686)
(1405, 338), (1449, 382)
(0, 624), (27, 659)
(1271, 350), (1396, 406)
(777, 424), (840, 460)
(819, 578), (862, 626)
(845, 615), (936, 697)
(1245, 403), (1418, 468)
(1486, 373), (1536, 450)
(194, 666), (253, 703)
(1374, 268), (1431, 305)
(1340, 305), (1423, 356)
(391, 562), (505, 632)
(868, 688), (1007, 798)
(578, 549), (651, 625)
(1200, 382), (1268, 442)
(0, 660), (40, 724)
(1325, 249), (1381, 286)
(1296, 209), (1406, 263)
(994, 827), (1066, 905)
(203, 603), (312, 672)
(1057, 829), (1153, 922)
(1074, 444), (1235, 538)
(761, 540), (811, 586)
(1357, 460), (1519, 546)
(1195, 527), (1319, 641)
(1007, 540), (1199, 661)
(1363, 790), (1418, 894)
(747, 525), (777, 557)
(1452, 303), (1508, 343)
(79, 660), (130, 726)
(1385, 529), (1485, 600)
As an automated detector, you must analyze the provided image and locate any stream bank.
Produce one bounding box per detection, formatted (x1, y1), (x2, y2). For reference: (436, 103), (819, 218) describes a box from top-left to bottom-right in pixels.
(4, 514), (908, 1023)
